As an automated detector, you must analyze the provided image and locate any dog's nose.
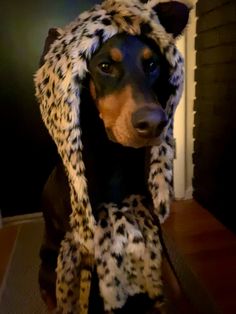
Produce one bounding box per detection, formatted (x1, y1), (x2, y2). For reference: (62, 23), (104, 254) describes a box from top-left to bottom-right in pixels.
(132, 107), (168, 138)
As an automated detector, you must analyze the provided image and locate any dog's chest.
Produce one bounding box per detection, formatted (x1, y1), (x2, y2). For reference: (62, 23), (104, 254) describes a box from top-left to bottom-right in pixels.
(82, 133), (148, 209)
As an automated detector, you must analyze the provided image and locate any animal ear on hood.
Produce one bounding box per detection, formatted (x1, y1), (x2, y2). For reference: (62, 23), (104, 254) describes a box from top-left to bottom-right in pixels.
(150, 0), (192, 38)
(39, 28), (62, 66)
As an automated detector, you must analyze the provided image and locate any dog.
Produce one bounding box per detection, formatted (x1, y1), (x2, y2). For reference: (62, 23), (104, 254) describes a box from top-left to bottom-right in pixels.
(35, 1), (191, 313)
(39, 31), (172, 313)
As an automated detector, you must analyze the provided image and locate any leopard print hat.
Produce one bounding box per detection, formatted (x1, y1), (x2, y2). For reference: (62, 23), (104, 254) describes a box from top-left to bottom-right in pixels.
(34, 0), (192, 313)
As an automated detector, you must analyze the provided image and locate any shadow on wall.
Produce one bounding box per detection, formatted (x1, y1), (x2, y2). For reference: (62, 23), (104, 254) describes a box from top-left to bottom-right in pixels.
(0, 0), (100, 217)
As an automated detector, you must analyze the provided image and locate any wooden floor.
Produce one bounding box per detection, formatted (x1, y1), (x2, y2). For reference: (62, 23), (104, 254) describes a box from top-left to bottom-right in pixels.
(1, 199), (236, 313)
(163, 199), (236, 314)
(0, 225), (18, 287)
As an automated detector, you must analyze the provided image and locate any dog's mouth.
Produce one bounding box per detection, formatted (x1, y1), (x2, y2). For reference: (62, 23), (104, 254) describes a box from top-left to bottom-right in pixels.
(100, 105), (168, 148)
(106, 127), (165, 148)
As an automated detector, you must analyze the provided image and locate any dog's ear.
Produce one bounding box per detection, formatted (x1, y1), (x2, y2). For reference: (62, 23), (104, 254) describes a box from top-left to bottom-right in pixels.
(152, 1), (192, 38)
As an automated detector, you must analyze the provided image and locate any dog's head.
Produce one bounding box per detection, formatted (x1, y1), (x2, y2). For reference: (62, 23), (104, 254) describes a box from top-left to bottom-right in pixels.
(36, 0), (191, 149)
(88, 33), (171, 148)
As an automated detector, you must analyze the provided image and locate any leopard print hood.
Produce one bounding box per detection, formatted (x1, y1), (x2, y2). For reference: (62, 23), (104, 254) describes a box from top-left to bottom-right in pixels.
(34, 0), (192, 313)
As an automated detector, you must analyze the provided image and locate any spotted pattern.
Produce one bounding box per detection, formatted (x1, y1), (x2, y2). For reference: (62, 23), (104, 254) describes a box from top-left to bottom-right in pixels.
(95, 195), (163, 311)
(34, 0), (186, 313)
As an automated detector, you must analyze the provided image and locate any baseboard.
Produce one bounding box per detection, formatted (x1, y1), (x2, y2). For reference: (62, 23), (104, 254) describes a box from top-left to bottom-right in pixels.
(2, 212), (43, 227)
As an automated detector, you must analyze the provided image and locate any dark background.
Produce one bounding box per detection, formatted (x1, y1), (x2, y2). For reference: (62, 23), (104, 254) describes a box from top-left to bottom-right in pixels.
(0, 0), (99, 217)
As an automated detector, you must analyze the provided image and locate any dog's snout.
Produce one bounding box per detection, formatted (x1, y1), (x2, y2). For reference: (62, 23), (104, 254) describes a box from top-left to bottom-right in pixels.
(132, 107), (168, 138)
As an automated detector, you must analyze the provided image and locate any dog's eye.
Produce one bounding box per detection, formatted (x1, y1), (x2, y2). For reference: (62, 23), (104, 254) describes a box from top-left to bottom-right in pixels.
(98, 62), (113, 74)
(143, 58), (160, 74)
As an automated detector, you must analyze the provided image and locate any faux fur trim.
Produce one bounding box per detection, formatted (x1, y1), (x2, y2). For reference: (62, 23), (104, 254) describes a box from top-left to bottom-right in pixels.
(94, 195), (163, 311)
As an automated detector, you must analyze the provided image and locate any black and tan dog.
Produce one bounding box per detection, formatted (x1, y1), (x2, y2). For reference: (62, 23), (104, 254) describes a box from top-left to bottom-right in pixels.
(39, 31), (172, 313)
(36, 1), (191, 313)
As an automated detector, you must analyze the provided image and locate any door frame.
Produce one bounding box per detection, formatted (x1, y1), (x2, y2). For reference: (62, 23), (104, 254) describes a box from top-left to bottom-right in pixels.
(173, 6), (196, 199)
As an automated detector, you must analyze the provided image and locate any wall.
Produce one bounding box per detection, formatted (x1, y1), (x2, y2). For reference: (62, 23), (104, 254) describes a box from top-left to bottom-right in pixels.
(193, 0), (236, 232)
(173, 6), (196, 200)
(173, 36), (186, 199)
(185, 6), (197, 199)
